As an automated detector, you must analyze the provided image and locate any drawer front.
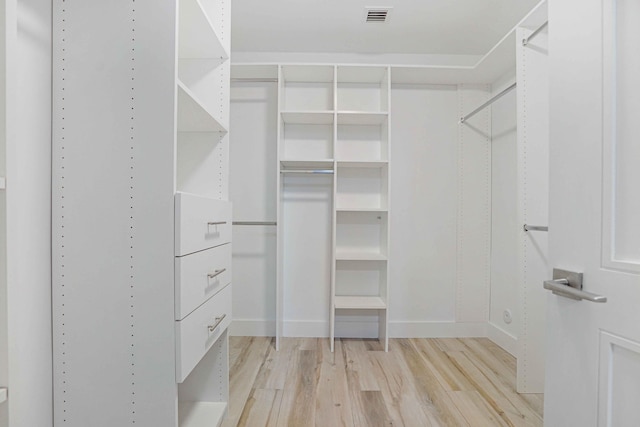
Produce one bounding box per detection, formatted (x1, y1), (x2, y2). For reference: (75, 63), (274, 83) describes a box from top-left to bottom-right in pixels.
(175, 192), (232, 256)
(176, 283), (232, 383)
(175, 243), (231, 320)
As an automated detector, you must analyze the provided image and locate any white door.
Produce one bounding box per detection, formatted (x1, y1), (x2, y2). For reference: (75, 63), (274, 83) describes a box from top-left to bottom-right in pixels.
(545, 0), (640, 426)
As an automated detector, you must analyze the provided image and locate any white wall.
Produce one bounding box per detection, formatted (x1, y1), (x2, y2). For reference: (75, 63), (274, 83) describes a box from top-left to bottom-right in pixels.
(5, 0), (52, 425)
(388, 84), (459, 332)
(488, 71), (519, 355)
(229, 82), (278, 335)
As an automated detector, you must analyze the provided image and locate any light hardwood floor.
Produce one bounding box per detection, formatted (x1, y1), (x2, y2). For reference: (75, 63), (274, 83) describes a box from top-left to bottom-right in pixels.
(223, 337), (543, 427)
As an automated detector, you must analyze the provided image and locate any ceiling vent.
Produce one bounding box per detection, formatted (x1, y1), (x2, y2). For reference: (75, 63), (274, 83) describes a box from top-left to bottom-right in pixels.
(365, 7), (391, 23)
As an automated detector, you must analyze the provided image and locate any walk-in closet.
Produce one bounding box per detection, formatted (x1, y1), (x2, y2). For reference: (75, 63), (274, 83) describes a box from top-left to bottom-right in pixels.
(2, 0), (640, 426)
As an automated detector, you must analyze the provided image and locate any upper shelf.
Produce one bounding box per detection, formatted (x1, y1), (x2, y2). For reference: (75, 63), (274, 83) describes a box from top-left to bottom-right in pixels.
(177, 81), (227, 132)
(179, 0), (229, 60)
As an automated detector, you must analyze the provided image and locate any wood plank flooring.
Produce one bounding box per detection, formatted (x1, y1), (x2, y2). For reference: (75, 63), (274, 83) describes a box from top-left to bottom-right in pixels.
(222, 337), (543, 427)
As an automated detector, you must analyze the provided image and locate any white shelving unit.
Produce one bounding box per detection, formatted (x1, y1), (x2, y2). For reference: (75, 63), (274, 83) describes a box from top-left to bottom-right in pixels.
(51, 1), (231, 426)
(276, 65), (336, 350)
(275, 64), (390, 351)
(332, 66), (390, 352)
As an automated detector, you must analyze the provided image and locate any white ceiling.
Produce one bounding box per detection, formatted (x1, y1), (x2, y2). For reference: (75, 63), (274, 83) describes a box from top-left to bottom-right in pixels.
(231, 0), (541, 56)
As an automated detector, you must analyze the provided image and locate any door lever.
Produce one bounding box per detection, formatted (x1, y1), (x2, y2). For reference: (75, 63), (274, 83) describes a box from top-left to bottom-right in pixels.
(543, 268), (607, 303)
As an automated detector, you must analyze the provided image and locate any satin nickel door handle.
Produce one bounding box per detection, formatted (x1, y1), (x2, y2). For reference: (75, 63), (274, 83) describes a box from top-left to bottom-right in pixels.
(207, 314), (226, 332)
(207, 221), (226, 226)
(543, 268), (607, 303)
(207, 268), (226, 279)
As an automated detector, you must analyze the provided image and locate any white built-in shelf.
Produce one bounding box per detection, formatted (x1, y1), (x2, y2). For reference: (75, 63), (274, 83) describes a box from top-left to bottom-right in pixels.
(280, 159), (334, 169)
(336, 207), (388, 213)
(0, 387), (6, 403)
(178, 0), (228, 60)
(177, 81), (227, 133)
(335, 252), (387, 261)
(334, 296), (387, 310)
(337, 161), (388, 168)
(178, 401), (227, 427)
(337, 112), (388, 125)
(281, 111), (334, 125)
(0, 177), (5, 189)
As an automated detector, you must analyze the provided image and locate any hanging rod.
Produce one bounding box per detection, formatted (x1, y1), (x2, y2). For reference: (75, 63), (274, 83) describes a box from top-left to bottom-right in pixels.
(280, 169), (334, 174)
(523, 224), (548, 232)
(522, 21), (549, 46)
(232, 221), (277, 226)
(231, 78), (278, 83)
(459, 82), (517, 124)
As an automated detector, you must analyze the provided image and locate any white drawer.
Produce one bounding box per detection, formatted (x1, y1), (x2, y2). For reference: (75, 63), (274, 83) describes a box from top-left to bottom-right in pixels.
(175, 244), (231, 320)
(176, 283), (232, 383)
(175, 192), (232, 256)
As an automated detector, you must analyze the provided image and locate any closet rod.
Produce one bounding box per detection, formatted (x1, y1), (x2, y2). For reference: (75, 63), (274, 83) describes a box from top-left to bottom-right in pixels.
(459, 82), (517, 124)
(523, 224), (548, 232)
(280, 169), (334, 174)
(232, 221), (277, 226)
(522, 21), (548, 46)
(231, 78), (278, 83)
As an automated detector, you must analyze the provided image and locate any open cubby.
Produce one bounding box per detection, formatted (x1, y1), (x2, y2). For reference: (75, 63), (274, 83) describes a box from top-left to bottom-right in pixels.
(177, 132), (228, 200)
(178, 332), (229, 427)
(335, 211), (388, 259)
(335, 260), (387, 299)
(281, 65), (334, 112)
(280, 122), (333, 160)
(335, 120), (389, 161)
(178, 0), (228, 61)
(178, 59), (229, 131)
(336, 164), (388, 210)
(337, 66), (389, 112)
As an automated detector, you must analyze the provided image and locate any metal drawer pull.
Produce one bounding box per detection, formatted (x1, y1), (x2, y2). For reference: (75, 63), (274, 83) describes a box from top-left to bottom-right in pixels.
(207, 221), (227, 226)
(207, 314), (227, 332)
(523, 224), (548, 232)
(543, 268), (607, 303)
(207, 268), (226, 279)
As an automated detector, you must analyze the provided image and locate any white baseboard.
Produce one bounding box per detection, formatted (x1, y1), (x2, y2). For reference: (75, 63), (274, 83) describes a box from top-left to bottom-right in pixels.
(231, 318), (381, 338)
(229, 319), (275, 337)
(486, 322), (518, 356)
(283, 319), (380, 338)
(231, 319), (489, 339)
(389, 321), (487, 338)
